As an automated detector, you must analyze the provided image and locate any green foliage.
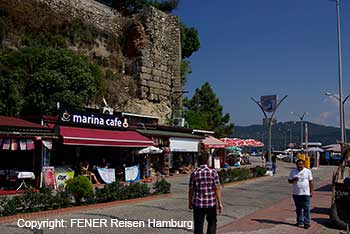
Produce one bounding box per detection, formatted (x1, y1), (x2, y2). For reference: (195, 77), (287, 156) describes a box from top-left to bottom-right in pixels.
(0, 47), (103, 116)
(96, 181), (150, 202)
(104, 0), (179, 14)
(251, 166), (267, 177)
(180, 23), (200, 59)
(95, 182), (127, 202)
(218, 168), (251, 184)
(184, 82), (234, 138)
(0, 189), (70, 217)
(66, 176), (94, 203)
(126, 182), (150, 198)
(180, 60), (191, 84)
(153, 178), (171, 194)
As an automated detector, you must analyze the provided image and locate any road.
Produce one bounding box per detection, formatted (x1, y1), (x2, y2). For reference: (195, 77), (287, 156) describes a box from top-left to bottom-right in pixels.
(0, 158), (340, 234)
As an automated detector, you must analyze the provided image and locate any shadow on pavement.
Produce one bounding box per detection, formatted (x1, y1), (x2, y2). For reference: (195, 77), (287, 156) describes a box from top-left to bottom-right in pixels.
(251, 219), (295, 227)
(312, 217), (337, 229)
(315, 184), (332, 192)
(311, 207), (330, 215)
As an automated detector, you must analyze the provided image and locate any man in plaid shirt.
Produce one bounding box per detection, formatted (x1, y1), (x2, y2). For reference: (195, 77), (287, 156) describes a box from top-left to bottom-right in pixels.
(189, 154), (223, 234)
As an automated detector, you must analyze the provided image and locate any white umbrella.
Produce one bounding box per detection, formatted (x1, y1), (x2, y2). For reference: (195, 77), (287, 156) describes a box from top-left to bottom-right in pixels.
(308, 147), (324, 153)
(138, 146), (163, 154)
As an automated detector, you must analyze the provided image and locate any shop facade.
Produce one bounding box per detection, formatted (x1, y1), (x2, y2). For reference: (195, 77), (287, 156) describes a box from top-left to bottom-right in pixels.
(0, 116), (56, 191)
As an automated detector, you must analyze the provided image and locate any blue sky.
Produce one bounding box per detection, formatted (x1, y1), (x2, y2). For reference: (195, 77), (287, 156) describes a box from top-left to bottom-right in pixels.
(174, 0), (350, 127)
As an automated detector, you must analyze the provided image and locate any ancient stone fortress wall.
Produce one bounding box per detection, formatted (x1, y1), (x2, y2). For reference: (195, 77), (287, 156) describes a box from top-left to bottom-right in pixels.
(35, 0), (182, 122)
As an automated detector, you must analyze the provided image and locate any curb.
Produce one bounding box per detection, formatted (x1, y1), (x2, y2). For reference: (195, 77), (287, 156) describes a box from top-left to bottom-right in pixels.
(0, 193), (172, 224)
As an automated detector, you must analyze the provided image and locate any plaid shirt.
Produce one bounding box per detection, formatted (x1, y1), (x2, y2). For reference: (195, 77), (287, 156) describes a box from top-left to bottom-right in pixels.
(189, 165), (220, 208)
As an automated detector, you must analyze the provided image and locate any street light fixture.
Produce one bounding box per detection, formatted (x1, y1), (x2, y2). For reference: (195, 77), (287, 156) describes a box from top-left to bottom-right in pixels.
(251, 95), (288, 162)
(325, 92), (350, 141)
(291, 112), (308, 148)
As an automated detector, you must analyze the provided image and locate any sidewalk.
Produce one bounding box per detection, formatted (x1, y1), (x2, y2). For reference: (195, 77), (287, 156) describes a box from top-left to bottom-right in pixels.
(218, 177), (334, 234)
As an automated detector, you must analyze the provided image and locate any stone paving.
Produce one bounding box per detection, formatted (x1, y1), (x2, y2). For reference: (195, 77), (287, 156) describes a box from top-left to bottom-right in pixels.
(0, 158), (344, 234)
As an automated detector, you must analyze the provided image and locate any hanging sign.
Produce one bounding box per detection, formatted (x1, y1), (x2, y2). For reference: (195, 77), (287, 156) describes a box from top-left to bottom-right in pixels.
(97, 168), (116, 184)
(59, 109), (129, 129)
(125, 165), (140, 182)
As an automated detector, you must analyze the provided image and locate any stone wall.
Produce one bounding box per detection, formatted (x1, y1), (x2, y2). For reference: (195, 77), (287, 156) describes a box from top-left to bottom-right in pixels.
(32, 0), (182, 123)
(134, 8), (181, 109)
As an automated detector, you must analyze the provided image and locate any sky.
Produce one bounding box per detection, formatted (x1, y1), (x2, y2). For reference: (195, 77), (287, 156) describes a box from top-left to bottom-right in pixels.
(174, 0), (350, 127)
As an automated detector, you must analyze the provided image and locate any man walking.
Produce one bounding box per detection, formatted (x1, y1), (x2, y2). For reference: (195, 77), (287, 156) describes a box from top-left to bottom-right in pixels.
(189, 154), (223, 234)
(288, 159), (313, 229)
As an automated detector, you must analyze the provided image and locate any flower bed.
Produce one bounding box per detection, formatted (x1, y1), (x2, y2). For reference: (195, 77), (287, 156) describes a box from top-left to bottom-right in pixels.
(0, 177), (171, 217)
(218, 166), (266, 184)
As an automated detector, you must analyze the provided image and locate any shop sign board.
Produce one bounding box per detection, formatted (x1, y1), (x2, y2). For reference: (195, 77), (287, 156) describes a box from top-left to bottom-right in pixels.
(260, 95), (277, 113)
(59, 109), (129, 129)
(42, 166), (56, 189)
(125, 165), (140, 182)
(55, 167), (75, 190)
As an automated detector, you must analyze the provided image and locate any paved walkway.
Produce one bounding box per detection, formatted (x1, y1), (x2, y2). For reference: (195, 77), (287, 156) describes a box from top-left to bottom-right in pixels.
(0, 158), (342, 234)
(218, 167), (340, 234)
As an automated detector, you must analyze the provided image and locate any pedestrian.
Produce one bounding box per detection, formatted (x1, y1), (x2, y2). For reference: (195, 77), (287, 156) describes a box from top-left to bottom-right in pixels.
(288, 159), (314, 229)
(271, 154), (277, 175)
(188, 154), (223, 234)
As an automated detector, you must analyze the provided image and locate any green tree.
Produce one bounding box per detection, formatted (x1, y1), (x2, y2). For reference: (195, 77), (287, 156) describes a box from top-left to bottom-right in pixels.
(180, 23), (200, 59)
(184, 82), (234, 138)
(180, 22), (200, 84)
(0, 47), (103, 116)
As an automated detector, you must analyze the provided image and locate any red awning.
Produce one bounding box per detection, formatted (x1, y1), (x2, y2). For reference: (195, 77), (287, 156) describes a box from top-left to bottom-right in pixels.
(59, 126), (153, 147)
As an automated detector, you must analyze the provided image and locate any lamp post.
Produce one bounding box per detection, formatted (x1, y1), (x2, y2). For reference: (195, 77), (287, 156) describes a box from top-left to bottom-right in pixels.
(333, 0), (345, 142)
(251, 95), (288, 162)
(325, 92), (350, 142)
(291, 112), (308, 148)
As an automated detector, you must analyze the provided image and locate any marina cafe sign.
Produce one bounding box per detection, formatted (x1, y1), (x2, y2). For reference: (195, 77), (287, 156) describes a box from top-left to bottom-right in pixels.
(59, 110), (129, 129)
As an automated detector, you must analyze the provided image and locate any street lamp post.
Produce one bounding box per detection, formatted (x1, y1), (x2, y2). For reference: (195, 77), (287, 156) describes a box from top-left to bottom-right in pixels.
(251, 95), (288, 162)
(334, 0), (345, 142)
(291, 112), (308, 148)
(325, 92), (350, 142)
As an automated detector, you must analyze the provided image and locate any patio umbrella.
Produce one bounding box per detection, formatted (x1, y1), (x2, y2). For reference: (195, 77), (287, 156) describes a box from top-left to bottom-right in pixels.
(244, 139), (264, 147)
(138, 146), (163, 154)
(225, 146), (242, 151)
(221, 138), (246, 147)
(308, 147), (324, 153)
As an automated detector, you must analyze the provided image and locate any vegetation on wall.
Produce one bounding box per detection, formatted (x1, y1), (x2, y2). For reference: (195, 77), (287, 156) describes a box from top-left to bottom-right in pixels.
(97, 0), (179, 14)
(184, 82), (234, 138)
(0, 47), (103, 116)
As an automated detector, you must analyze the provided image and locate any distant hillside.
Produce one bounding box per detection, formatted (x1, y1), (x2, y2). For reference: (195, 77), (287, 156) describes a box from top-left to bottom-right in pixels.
(234, 121), (350, 150)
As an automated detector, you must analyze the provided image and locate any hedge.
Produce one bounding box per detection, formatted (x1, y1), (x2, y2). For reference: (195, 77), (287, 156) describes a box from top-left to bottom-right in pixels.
(219, 166), (266, 184)
(0, 179), (171, 217)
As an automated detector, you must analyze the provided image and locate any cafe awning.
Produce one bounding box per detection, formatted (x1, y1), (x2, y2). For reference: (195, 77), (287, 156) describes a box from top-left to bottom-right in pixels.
(202, 136), (226, 148)
(169, 137), (200, 152)
(59, 126), (153, 147)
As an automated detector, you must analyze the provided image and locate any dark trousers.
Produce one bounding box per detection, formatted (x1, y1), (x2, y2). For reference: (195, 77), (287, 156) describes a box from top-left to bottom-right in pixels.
(292, 195), (310, 225)
(193, 206), (217, 234)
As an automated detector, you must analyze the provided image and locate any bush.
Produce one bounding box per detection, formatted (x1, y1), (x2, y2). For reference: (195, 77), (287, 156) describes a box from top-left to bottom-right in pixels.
(95, 182), (128, 202)
(0, 189), (70, 217)
(219, 168), (251, 184)
(66, 176), (93, 203)
(252, 166), (267, 177)
(153, 178), (171, 194)
(95, 182), (150, 202)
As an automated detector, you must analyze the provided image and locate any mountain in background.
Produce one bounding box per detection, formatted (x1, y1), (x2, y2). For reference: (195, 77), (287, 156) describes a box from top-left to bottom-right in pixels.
(234, 121), (350, 150)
